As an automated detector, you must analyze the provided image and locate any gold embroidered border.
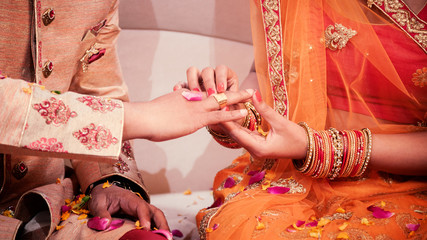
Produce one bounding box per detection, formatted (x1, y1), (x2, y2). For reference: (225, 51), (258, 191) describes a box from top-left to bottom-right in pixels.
(368, 0), (427, 53)
(261, 0), (289, 117)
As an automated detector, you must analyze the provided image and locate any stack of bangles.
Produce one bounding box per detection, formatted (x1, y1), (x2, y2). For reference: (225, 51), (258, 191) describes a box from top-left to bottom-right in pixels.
(206, 102), (262, 149)
(293, 122), (372, 180)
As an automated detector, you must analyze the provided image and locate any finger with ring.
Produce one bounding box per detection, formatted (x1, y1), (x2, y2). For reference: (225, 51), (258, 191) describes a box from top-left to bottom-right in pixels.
(212, 93), (227, 109)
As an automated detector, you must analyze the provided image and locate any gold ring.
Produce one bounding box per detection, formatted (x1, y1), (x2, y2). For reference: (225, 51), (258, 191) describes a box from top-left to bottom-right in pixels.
(212, 93), (227, 109)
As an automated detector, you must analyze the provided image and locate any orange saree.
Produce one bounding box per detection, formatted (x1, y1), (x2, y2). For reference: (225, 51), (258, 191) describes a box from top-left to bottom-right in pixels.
(196, 0), (427, 239)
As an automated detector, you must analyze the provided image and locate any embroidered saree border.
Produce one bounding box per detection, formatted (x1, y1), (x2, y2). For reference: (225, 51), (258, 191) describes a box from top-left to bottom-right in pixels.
(260, 0), (289, 117)
(368, 0), (427, 53)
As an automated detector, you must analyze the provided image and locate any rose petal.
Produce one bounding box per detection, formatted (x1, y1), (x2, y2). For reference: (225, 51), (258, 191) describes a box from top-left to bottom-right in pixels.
(367, 205), (381, 212)
(247, 170), (259, 176)
(207, 198), (223, 209)
(372, 209), (394, 218)
(212, 223), (219, 230)
(106, 219), (125, 231)
(406, 223), (420, 232)
(295, 220), (305, 228)
(152, 229), (173, 240)
(267, 186), (290, 194)
(286, 227), (297, 233)
(61, 205), (71, 214)
(87, 217), (110, 231)
(171, 229), (184, 238)
(224, 177), (236, 188)
(305, 221), (318, 228)
(181, 91), (203, 101)
(249, 171), (265, 185)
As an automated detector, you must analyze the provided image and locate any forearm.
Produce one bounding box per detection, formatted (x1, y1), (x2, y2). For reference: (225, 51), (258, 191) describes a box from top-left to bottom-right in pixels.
(370, 131), (427, 175)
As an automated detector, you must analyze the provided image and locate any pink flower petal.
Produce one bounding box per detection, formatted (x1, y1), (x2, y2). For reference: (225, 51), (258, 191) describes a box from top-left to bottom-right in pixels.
(305, 221), (318, 228)
(152, 229), (173, 240)
(286, 227), (297, 233)
(247, 170), (259, 176)
(249, 171), (265, 185)
(224, 177), (236, 188)
(267, 186), (290, 194)
(181, 91), (203, 101)
(207, 197), (223, 209)
(406, 223), (420, 232)
(212, 223), (219, 230)
(171, 229), (184, 238)
(367, 205), (394, 219)
(61, 205), (71, 214)
(87, 217), (110, 231)
(295, 220), (305, 228)
(106, 219), (125, 231)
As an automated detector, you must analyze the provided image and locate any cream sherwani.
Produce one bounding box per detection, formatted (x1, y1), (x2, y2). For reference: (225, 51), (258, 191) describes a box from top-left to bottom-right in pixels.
(0, 0), (149, 239)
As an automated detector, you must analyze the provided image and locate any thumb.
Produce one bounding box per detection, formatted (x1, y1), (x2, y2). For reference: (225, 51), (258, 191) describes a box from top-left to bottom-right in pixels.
(90, 202), (112, 229)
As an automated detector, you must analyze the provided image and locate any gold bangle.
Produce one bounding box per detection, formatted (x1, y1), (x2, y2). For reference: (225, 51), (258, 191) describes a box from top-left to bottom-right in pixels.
(293, 122), (314, 173)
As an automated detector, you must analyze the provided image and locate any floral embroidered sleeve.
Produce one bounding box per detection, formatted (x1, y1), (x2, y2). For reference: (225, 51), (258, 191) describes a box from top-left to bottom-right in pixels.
(0, 78), (124, 162)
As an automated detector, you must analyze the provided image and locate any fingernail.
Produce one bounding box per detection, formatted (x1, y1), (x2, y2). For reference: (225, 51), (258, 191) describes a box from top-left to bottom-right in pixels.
(222, 106), (229, 111)
(207, 88), (215, 96)
(240, 109), (248, 116)
(255, 90), (262, 102)
(217, 83), (225, 92)
(193, 88), (200, 92)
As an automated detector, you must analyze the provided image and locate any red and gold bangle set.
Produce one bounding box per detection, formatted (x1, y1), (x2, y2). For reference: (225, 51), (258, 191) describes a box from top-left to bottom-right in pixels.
(293, 122), (372, 180)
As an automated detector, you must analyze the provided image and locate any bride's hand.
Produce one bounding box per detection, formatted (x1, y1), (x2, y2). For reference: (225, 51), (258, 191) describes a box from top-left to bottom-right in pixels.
(222, 90), (308, 160)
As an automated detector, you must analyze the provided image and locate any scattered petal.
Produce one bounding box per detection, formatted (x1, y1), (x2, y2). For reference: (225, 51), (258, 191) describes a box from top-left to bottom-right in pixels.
(207, 198), (223, 209)
(261, 180), (271, 190)
(406, 223), (420, 232)
(135, 220), (143, 230)
(181, 91), (203, 101)
(367, 205), (394, 219)
(56, 225), (65, 231)
(309, 228), (322, 238)
(338, 222), (349, 231)
(135, 192), (144, 199)
(409, 231), (415, 237)
(212, 223), (219, 230)
(56, 178), (61, 184)
(171, 229), (183, 238)
(255, 221), (265, 230)
(183, 189), (192, 195)
(61, 211), (70, 221)
(317, 218), (331, 227)
(337, 232), (349, 239)
(224, 177), (236, 188)
(292, 220), (305, 230)
(361, 218), (374, 225)
(305, 221), (318, 228)
(78, 214), (88, 220)
(380, 201), (386, 208)
(87, 217), (110, 231)
(286, 227), (297, 233)
(267, 186), (290, 194)
(102, 181), (112, 189)
(107, 219), (125, 231)
(336, 207), (346, 213)
(152, 229), (173, 240)
(249, 171), (265, 185)
(247, 170), (259, 176)
(61, 205), (71, 214)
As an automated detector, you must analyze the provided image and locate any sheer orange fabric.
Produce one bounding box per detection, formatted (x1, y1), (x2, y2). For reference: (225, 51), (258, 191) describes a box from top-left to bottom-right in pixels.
(196, 0), (427, 239)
